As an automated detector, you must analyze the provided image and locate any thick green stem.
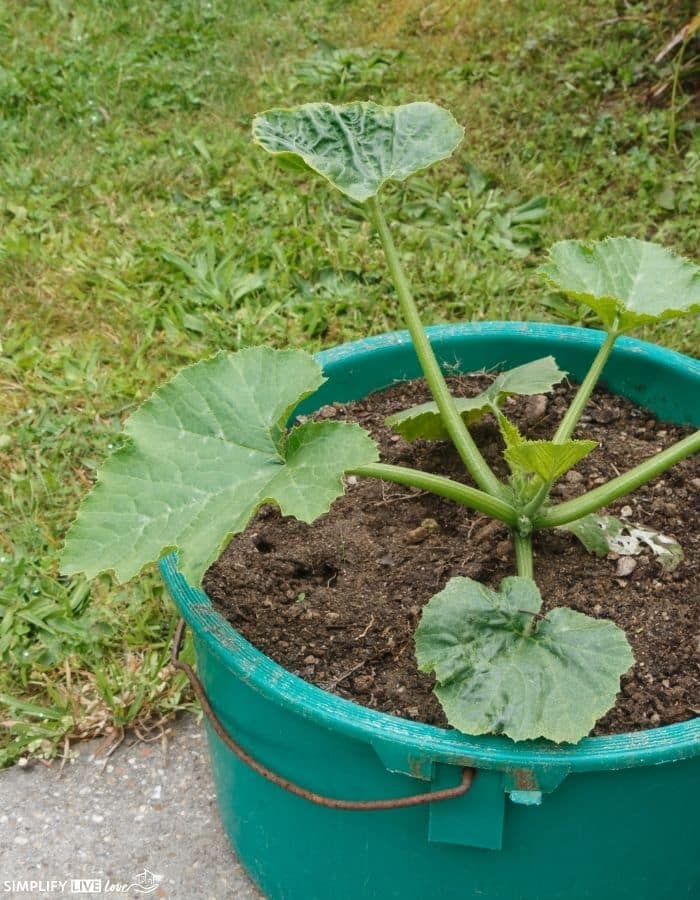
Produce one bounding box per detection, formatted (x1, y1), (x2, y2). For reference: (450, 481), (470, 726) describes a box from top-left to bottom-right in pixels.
(513, 533), (534, 578)
(521, 328), (619, 519)
(535, 429), (700, 529)
(366, 196), (503, 498)
(554, 329), (618, 443)
(350, 462), (519, 526)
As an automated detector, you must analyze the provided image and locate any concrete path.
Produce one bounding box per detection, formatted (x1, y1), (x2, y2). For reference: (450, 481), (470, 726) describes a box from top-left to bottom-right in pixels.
(0, 714), (263, 899)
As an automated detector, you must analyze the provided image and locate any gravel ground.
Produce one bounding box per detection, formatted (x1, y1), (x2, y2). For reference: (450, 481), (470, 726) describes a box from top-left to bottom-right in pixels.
(0, 714), (263, 900)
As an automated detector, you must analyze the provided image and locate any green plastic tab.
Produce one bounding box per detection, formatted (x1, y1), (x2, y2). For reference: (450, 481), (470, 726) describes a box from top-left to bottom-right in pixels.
(429, 766), (505, 850)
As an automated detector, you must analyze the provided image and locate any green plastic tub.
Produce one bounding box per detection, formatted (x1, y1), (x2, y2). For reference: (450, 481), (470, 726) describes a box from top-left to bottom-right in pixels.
(161, 323), (700, 900)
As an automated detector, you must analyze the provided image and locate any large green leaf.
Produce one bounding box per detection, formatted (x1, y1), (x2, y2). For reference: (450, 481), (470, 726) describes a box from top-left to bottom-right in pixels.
(415, 576), (633, 743)
(561, 514), (683, 571)
(252, 101), (464, 202)
(540, 237), (700, 330)
(387, 356), (566, 442)
(61, 349), (379, 585)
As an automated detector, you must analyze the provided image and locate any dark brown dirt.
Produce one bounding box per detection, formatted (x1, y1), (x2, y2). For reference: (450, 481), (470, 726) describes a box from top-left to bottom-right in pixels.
(204, 374), (700, 737)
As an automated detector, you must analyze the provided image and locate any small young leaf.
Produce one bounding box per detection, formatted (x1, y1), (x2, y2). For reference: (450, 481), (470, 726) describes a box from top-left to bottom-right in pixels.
(252, 101), (464, 202)
(539, 237), (700, 330)
(61, 348), (379, 586)
(386, 357), (566, 442)
(497, 414), (525, 452)
(415, 575), (633, 743)
(505, 438), (597, 482)
(561, 514), (684, 571)
(498, 414), (596, 482)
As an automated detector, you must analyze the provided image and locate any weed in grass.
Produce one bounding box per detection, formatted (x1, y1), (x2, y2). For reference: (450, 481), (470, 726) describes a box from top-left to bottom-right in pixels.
(293, 45), (404, 100)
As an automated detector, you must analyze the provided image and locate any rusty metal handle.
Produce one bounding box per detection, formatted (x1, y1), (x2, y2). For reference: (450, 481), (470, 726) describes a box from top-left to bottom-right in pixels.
(171, 618), (474, 810)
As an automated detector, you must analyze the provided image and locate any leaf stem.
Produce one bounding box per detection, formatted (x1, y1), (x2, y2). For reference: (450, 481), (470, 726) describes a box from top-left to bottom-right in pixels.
(513, 533), (534, 578)
(365, 196), (503, 498)
(521, 328), (619, 519)
(349, 462), (519, 526)
(554, 328), (618, 444)
(534, 428), (700, 529)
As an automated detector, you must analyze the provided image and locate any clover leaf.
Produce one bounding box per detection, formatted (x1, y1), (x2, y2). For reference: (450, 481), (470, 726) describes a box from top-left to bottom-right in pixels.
(386, 356), (566, 442)
(540, 237), (700, 330)
(252, 101), (464, 202)
(415, 575), (633, 743)
(61, 348), (379, 585)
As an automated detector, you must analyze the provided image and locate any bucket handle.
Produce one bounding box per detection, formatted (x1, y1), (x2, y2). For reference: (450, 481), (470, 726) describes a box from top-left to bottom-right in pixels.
(172, 618), (474, 810)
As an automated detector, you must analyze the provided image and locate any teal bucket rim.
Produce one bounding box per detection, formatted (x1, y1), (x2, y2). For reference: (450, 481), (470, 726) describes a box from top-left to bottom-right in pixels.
(161, 322), (700, 775)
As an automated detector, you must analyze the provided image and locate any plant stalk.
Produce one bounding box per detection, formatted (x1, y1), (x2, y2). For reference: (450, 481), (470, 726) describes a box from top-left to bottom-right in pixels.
(365, 196), (503, 498)
(554, 328), (618, 444)
(521, 328), (619, 519)
(534, 428), (700, 529)
(513, 533), (534, 579)
(350, 462), (519, 526)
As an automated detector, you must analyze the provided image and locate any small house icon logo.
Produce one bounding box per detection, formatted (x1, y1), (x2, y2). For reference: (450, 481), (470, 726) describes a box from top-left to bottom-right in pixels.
(130, 869), (162, 894)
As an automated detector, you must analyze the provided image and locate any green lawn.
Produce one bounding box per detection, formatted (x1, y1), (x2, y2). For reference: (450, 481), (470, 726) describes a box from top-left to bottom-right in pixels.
(1, 0), (698, 765)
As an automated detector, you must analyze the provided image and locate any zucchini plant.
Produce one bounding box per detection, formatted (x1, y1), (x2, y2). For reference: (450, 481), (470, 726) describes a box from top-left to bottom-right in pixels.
(62, 101), (700, 744)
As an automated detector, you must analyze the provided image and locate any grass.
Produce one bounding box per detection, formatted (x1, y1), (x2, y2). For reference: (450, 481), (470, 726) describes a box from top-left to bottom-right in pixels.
(1, 0), (698, 766)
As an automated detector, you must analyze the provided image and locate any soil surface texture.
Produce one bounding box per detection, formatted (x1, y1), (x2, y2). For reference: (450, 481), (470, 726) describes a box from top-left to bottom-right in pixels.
(204, 374), (700, 737)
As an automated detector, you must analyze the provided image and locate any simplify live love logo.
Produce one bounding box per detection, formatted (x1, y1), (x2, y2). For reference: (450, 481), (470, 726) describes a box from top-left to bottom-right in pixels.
(2, 869), (162, 894)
